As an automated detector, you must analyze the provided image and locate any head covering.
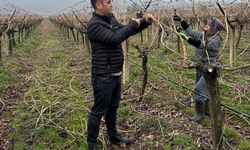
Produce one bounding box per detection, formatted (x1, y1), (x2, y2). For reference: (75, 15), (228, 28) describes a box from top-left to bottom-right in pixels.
(91, 0), (97, 9)
(207, 17), (225, 31)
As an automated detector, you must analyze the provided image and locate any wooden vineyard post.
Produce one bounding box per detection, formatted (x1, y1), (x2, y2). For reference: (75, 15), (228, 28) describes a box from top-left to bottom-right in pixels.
(157, 26), (162, 48)
(76, 30), (79, 45)
(123, 39), (129, 86)
(67, 28), (70, 39)
(229, 14), (237, 67)
(229, 26), (235, 67)
(21, 29), (24, 40)
(27, 27), (31, 38)
(80, 32), (85, 50)
(202, 67), (223, 150)
(11, 32), (16, 47)
(18, 30), (21, 43)
(7, 32), (13, 56)
(84, 34), (91, 54)
(70, 28), (76, 42)
(25, 28), (29, 39)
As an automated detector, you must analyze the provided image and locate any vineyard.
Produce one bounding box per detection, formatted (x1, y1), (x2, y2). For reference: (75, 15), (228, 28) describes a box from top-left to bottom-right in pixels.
(0, 0), (249, 149)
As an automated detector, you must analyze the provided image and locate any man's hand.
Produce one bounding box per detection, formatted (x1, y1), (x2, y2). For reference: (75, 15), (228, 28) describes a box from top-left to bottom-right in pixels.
(145, 14), (154, 24)
(132, 18), (142, 27)
(179, 32), (189, 41)
(173, 15), (183, 22)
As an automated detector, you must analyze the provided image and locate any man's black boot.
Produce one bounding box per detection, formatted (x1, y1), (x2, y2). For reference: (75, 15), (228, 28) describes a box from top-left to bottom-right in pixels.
(88, 142), (98, 150)
(109, 134), (132, 145)
(205, 100), (210, 116)
(87, 113), (101, 150)
(191, 101), (205, 123)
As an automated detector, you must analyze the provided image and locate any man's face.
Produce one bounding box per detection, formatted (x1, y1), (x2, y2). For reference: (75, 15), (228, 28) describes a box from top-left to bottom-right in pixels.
(96, 0), (113, 15)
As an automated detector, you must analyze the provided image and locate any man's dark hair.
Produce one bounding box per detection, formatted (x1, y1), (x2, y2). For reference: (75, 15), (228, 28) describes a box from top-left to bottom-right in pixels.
(91, 0), (101, 9)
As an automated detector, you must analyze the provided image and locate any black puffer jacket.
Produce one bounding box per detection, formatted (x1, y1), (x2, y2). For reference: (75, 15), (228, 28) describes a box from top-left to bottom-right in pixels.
(87, 12), (150, 75)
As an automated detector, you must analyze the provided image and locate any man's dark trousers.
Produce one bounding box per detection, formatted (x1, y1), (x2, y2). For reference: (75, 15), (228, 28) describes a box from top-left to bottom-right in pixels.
(87, 74), (121, 144)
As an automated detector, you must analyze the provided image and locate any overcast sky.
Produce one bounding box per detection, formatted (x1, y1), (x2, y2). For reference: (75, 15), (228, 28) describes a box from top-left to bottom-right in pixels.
(7, 0), (87, 16)
(4, 0), (234, 16)
(2, 0), (190, 16)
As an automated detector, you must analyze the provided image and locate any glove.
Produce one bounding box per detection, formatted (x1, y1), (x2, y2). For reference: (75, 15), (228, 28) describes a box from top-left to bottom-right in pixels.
(179, 32), (190, 41)
(173, 15), (183, 22)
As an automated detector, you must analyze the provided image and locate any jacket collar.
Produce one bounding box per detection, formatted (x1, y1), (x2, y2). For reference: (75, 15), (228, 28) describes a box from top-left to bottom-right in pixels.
(93, 11), (112, 23)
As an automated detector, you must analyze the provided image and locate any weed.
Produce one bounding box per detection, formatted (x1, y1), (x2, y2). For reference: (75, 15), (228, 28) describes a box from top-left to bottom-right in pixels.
(172, 133), (198, 150)
(140, 116), (163, 131)
(238, 140), (250, 150)
(0, 69), (13, 93)
(224, 126), (241, 138)
(183, 108), (195, 116)
(118, 105), (135, 117)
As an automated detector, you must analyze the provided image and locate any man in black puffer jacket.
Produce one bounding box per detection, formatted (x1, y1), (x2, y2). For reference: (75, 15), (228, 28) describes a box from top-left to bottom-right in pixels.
(87, 0), (154, 149)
